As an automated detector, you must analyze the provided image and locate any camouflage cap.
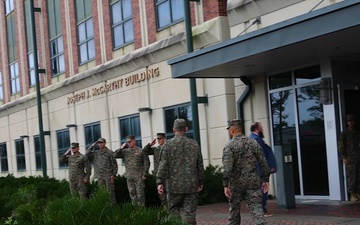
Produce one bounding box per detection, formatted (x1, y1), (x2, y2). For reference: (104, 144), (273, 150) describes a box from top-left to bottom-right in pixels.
(97, 138), (106, 143)
(71, 142), (79, 148)
(156, 133), (165, 137)
(173, 118), (187, 129)
(347, 114), (356, 121)
(226, 119), (242, 129)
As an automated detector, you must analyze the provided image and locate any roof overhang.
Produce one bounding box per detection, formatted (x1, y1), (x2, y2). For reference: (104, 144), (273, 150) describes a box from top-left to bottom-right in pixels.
(168, 0), (360, 78)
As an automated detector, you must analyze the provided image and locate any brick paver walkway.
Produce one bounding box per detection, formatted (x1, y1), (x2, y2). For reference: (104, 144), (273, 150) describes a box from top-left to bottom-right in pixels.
(196, 200), (360, 225)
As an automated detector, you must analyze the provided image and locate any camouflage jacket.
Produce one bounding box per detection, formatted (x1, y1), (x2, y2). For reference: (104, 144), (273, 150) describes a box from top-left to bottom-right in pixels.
(156, 133), (205, 194)
(222, 133), (270, 188)
(59, 152), (91, 181)
(143, 144), (164, 175)
(113, 147), (150, 178)
(338, 129), (360, 162)
(85, 146), (118, 179)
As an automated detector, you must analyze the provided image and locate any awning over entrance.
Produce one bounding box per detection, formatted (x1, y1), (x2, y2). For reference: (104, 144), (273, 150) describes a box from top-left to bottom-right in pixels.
(168, 0), (360, 78)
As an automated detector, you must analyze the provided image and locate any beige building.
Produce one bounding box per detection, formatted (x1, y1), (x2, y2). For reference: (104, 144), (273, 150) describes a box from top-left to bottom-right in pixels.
(1, 0), (360, 202)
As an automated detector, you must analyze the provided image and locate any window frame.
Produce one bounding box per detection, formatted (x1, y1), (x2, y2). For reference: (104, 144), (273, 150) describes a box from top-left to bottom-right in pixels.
(84, 122), (101, 150)
(163, 103), (193, 139)
(0, 142), (9, 172)
(10, 62), (20, 94)
(34, 135), (42, 170)
(111, 0), (134, 49)
(119, 114), (142, 147)
(76, 0), (95, 64)
(15, 139), (26, 171)
(155, 0), (185, 31)
(56, 128), (70, 168)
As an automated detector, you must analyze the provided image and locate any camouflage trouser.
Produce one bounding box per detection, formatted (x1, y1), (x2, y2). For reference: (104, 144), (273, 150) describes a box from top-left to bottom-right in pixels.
(69, 178), (88, 199)
(127, 176), (145, 207)
(168, 192), (198, 225)
(228, 187), (265, 225)
(97, 177), (116, 204)
(346, 162), (360, 194)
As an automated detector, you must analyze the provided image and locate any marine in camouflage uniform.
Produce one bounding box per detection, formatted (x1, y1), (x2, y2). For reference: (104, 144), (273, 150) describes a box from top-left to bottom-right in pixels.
(157, 119), (205, 225)
(114, 135), (150, 207)
(59, 142), (91, 199)
(143, 132), (167, 207)
(338, 114), (360, 202)
(223, 119), (270, 225)
(86, 138), (118, 204)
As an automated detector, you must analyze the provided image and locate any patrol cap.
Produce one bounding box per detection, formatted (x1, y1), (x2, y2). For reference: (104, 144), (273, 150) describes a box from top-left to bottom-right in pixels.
(173, 118), (187, 129)
(156, 133), (165, 137)
(226, 119), (242, 129)
(97, 138), (106, 143)
(347, 114), (356, 121)
(71, 142), (79, 148)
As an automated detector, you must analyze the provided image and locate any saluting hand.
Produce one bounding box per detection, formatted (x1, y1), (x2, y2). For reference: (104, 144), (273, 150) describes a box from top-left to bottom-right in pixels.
(121, 142), (127, 149)
(64, 148), (72, 155)
(157, 184), (164, 195)
(150, 138), (156, 146)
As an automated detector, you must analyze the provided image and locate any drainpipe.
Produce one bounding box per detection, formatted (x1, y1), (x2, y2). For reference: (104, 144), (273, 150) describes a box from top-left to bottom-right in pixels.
(237, 76), (252, 135)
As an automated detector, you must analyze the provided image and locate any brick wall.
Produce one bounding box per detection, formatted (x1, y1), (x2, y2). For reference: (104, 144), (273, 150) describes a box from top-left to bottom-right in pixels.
(132, 0), (142, 49)
(102, 0), (113, 62)
(145, 1), (156, 45)
(203, 0), (227, 22)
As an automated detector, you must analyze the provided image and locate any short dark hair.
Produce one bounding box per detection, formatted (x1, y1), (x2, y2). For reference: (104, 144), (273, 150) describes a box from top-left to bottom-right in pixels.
(126, 135), (135, 140)
(250, 122), (260, 132)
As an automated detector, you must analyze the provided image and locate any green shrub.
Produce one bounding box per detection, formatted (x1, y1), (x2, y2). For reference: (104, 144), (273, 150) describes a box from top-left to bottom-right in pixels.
(42, 186), (184, 225)
(199, 164), (227, 205)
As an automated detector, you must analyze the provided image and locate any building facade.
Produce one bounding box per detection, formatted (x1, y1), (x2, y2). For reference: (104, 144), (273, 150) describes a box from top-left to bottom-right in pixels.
(0, 0), (359, 201)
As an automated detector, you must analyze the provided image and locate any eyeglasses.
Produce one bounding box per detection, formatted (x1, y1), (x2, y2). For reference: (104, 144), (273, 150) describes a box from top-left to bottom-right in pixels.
(126, 140), (133, 143)
(157, 138), (163, 140)
(71, 147), (77, 149)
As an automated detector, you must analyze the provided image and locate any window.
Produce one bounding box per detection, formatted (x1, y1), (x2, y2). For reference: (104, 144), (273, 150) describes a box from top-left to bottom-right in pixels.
(119, 115), (141, 147)
(15, 139), (26, 171)
(48, 0), (65, 76)
(6, 5), (19, 94)
(10, 62), (20, 94)
(0, 71), (3, 100)
(164, 103), (193, 139)
(57, 129), (70, 168)
(111, 0), (134, 49)
(24, 0), (36, 86)
(5, 0), (14, 15)
(34, 136), (42, 170)
(76, 0), (95, 63)
(0, 142), (9, 172)
(156, 0), (184, 30)
(84, 122), (101, 150)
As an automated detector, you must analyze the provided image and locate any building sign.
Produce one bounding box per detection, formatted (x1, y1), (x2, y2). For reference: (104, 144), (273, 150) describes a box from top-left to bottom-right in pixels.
(67, 67), (159, 104)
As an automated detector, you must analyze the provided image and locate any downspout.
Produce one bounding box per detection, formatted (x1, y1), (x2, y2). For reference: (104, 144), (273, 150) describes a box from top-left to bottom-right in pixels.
(237, 76), (252, 135)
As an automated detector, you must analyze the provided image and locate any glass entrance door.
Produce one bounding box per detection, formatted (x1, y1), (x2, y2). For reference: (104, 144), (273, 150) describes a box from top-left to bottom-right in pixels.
(269, 65), (329, 197)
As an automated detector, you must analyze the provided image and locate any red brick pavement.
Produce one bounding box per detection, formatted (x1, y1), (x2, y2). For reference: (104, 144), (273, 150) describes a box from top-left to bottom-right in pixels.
(196, 200), (360, 225)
